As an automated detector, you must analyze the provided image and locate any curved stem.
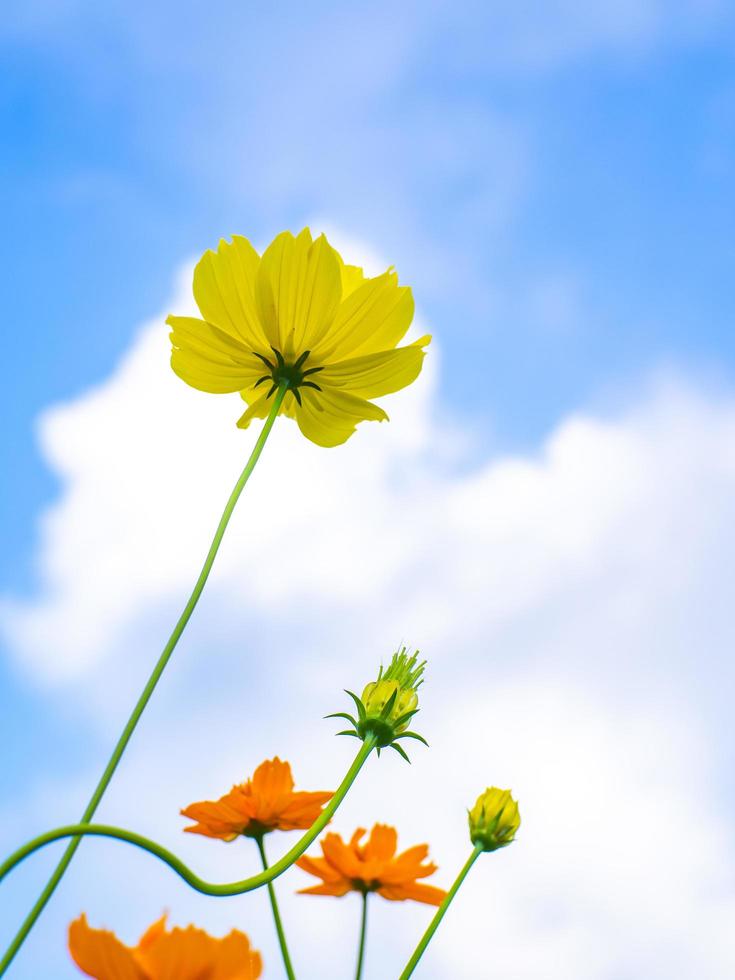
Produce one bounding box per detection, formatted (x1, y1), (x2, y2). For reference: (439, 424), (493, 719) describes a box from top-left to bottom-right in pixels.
(355, 892), (369, 980)
(0, 739), (375, 899)
(397, 844), (483, 980)
(255, 836), (296, 980)
(0, 384), (288, 977)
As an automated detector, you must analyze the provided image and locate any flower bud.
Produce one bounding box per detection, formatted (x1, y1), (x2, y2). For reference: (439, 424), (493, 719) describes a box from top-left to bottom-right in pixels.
(468, 788), (520, 852)
(327, 647), (428, 762)
(361, 680), (418, 730)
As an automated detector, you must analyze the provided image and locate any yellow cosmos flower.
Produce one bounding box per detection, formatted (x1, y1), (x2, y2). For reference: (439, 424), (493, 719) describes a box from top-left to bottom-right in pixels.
(167, 229), (431, 447)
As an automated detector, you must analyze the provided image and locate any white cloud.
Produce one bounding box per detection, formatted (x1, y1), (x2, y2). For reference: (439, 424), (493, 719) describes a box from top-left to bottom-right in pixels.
(2, 250), (735, 978)
(428, 683), (735, 980)
(0, 250), (443, 682)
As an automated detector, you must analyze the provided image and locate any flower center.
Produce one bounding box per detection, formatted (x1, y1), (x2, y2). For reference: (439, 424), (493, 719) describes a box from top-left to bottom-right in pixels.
(252, 347), (324, 406)
(242, 819), (273, 839)
(352, 878), (381, 894)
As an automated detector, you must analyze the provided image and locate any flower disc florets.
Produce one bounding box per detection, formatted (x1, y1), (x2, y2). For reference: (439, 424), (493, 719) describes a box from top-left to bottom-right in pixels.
(327, 648), (428, 763)
(468, 787), (521, 852)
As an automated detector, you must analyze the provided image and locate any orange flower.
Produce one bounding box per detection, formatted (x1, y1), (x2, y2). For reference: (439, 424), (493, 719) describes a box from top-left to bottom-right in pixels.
(181, 757), (333, 841)
(68, 913), (262, 979)
(296, 824), (447, 906)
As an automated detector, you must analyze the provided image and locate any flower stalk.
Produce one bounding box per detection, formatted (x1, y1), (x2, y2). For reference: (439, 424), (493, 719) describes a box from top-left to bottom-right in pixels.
(0, 384), (288, 977)
(255, 835), (296, 980)
(397, 844), (483, 980)
(355, 892), (369, 980)
(0, 738), (376, 901)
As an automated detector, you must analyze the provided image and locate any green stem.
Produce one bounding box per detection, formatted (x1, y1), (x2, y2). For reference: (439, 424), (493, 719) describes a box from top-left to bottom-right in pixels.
(0, 384), (288, 977)
(0, 738), (375, 899)
(397, 844), (483, 980)
(355, 892), (369, 980)
(255, 836), (296, 980)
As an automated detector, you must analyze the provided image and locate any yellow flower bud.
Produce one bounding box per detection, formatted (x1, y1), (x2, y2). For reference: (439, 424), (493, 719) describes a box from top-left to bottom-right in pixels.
(360, 679), (419, 730)
(468, 787), (520, 852)
(327, 647), (428, 762)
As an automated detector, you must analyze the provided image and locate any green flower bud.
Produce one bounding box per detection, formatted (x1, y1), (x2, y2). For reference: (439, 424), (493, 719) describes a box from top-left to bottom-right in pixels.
(468, 787), (521, 852)
(361, 678), (412, 714)
(327, 648), (428, 763)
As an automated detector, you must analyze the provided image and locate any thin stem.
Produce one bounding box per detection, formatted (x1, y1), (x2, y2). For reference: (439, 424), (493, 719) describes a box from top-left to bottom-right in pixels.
(0, 384), (288, 977)
(0, 738), (376, 898)
(355, 892), (369, 980)
(397, 844), (483, 980)
(255, 836), (296, 980)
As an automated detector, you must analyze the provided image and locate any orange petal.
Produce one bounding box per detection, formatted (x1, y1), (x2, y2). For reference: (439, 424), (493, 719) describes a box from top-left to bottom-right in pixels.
(68, 915), (146, 980)
(377, 881), (447, 906)
(390, 843), (430, 869)
(134, 924), (216, 980)
(295, 854), (344, 883)
(180, 793), (254, 839)
(298, 881), (354, 897)
(322, 832), (364, 880)
(250, 758), (295, 813)
(210, 929), (263, 980)
(365, 824), (398, 863)
(137, 914), (168, 950)
(379, 846), (437, 884)
(277, 791), (333, 830)
(348, 827), (368, 858)
(183, 823), (240, 842)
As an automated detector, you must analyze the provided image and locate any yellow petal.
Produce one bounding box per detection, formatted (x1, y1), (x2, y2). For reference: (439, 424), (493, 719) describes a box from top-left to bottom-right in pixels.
(295, 388), (388, 447)
(237, 385), (299, 423)
(168, 315), (251, 365)
(68, 915), (146, 980)
(236, 392), (273, 429)
(171, 348), (262, 394)
(317, 337), (430, 399)
(255, 229), (342, 354)
(313, 269), (414, 361)
(337, 253), (366, 297)
(193, 235), (270, 349)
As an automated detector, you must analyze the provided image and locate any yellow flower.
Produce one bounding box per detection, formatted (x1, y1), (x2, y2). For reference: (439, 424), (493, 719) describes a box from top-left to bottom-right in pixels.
(468, 787), (521, 852)
(167, 229), (430, 447)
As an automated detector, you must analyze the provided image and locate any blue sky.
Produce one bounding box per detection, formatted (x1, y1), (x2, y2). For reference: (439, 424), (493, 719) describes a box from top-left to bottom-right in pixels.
(1, 2), (735, 978)
(3, 0), (733, 588)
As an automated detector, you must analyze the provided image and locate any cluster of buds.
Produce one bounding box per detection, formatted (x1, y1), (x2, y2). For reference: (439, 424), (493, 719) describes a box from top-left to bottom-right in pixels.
(328, 647), (428, 762)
